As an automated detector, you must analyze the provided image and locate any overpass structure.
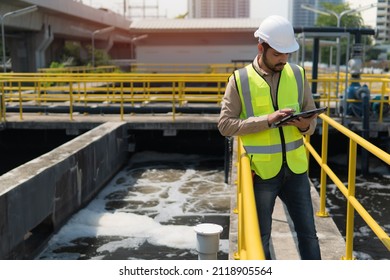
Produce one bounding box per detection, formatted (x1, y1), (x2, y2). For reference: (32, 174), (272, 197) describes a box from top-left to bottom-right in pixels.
(0, 0), (132, 72)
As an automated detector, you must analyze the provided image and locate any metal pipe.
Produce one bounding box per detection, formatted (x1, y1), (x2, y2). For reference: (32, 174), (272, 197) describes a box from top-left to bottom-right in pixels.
(224, 137), (233, 184)
(312, 38), (319, 94)
(4, 104), (221, 115)
(35, 23), (53, 69)
(294, 26), (375, 36)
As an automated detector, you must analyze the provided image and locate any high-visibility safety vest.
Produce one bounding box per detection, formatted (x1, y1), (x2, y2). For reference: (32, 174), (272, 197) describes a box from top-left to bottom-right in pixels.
(233, 63), (308, 179)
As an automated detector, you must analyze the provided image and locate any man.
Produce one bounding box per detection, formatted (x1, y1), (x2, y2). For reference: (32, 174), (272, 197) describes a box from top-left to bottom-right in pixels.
(218, 15), (321, 260)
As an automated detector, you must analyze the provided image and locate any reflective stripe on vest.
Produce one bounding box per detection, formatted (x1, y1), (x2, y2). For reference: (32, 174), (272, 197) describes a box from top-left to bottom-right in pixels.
(244, 138), (303, 154)
(237, 67), (254, 117)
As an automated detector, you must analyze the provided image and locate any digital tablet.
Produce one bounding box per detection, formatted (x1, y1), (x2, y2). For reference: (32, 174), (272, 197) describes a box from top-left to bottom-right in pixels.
(274, 106), (327, 127)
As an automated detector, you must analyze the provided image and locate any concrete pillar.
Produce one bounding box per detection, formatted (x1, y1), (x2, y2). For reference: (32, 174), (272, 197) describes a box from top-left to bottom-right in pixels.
(9, 32), (37, 72)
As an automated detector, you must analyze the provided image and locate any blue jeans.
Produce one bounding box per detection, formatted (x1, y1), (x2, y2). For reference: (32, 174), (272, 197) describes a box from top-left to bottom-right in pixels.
(253, 165), (321, 260)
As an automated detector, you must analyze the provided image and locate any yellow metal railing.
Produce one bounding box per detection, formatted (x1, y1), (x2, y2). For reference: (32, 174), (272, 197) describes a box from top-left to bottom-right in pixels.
(128, 63), (248, 73)
(304, 114), (390, 260)
(0, 70), (389, 259)
(234, 114), (389, 260)
(0, 71), (389, 123)
(0, 72), (228, 122)
(233, 137), (265, 260)
(38, 65), (119, 73)
(38, 63), (248, 74)
(308, 75), (390, 123)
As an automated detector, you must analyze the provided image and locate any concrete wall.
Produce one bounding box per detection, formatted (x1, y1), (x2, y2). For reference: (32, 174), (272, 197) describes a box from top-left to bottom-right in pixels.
(0, 122), (128, 259)
(137, 45), (257, 64)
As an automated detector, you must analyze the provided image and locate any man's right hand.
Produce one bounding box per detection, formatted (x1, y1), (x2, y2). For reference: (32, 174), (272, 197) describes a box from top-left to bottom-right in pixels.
(267, 108), (295, 127)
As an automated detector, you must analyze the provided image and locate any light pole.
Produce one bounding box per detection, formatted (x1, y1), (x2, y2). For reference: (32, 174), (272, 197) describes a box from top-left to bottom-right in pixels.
(302, 3), (377, 28)
(301, 3), (377, 108)
(130, 34), (148, 59)
(1, 5), (38, 72)
(91, 26), (115, 67)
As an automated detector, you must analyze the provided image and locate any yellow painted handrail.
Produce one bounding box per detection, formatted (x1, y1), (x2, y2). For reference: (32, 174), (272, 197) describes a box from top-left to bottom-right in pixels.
(0, 71), (389, 260)
(234, 137), (265, 260)
(1, 72), (389, 123)
(304, 113), (390, 259)
(0, 73), (228, 122)
(235, 114), (389, 260)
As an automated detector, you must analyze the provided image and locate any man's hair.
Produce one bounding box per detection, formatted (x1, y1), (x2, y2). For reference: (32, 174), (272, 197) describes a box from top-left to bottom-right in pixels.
(262, 42), (289, 55)
(261, 42), (271, 52)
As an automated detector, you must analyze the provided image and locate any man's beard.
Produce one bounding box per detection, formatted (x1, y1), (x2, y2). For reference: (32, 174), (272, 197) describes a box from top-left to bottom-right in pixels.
(262, 53), (286, 72)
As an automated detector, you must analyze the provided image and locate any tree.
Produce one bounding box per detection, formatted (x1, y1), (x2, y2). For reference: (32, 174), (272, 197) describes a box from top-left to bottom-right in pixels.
(316, 3), (364, 28)
(62, 41), (85, 66)
(314, 2), (374, 65)
(175, 12), (188, 19)
(87, 45), (111, 67)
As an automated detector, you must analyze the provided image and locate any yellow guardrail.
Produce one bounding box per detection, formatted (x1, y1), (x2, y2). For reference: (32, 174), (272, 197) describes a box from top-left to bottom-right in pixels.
(234, 114), (390, 260)
(304, 113), (390, 259)
(38, 63), (250, 74)
(309, 75), (390, 123)
(128, 63), (249, 73)
(38, 65), (119, 73)
(233, 137), (265, 260)
(1, 72), (389, 124)
(235, 112), (389, 260)
(0, 72), (228, 122)
(0, 70), (389, 259)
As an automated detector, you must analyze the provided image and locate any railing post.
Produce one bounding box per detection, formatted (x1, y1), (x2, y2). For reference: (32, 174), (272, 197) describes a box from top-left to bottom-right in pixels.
(317, 120), (329, 217)
(224, 137), (233, 184)
(69, 83), (73, 121)
(120, 82), (124, 121)
(343, 140), (357, 260)
(18, 81), (23, 120)
(361, 87), (370, 175)
(0, 83), (2, 122)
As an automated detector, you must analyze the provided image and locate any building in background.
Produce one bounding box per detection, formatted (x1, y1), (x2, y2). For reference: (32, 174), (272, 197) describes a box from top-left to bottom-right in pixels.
(376, 0), (390, 44)
(130, 18), (262, 64)
(188, 0), (250, 18)
(291, 0), (316, 27)
(291, 0), (344, 27)
(127, 0), (161, 18)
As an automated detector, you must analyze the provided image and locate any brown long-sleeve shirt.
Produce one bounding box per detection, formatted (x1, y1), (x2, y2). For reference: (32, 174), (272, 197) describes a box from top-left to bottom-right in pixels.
(218, 56), (317, 136)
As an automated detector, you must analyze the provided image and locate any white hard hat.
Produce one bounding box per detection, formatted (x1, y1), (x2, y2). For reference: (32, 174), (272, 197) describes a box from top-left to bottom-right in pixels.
(254, 15), (299, 53)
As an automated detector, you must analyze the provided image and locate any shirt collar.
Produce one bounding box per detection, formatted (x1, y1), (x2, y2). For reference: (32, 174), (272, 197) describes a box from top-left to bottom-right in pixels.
(253, 55), (269, 77)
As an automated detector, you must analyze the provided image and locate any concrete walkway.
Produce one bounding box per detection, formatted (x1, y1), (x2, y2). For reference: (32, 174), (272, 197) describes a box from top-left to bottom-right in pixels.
(269, 186), (346, 260)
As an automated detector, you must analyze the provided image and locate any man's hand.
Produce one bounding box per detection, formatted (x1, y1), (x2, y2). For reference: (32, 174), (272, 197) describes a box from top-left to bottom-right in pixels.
(267, 108), (295, 127)
(287, 114), (317, 131)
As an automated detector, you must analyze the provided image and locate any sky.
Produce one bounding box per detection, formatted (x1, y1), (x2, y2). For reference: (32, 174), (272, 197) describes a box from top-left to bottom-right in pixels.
(86, 0), (378, 28)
